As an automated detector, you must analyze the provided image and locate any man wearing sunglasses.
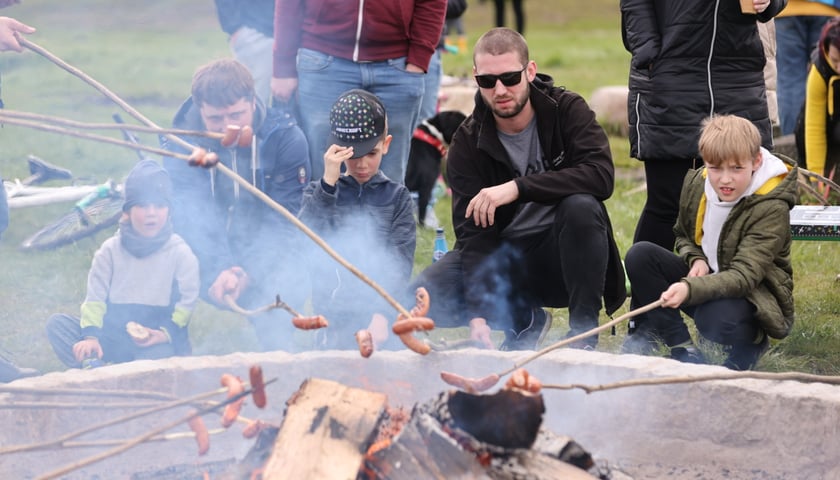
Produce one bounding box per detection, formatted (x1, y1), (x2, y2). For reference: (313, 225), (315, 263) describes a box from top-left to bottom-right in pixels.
(412, 27), (626, 351)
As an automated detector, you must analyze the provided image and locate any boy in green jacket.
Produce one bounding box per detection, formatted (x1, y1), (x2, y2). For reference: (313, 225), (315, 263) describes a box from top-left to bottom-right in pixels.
(622, 114), (797, 370)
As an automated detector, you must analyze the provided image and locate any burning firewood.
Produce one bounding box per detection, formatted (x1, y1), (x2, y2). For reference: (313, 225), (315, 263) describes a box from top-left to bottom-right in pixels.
(362, 385), (602, 479)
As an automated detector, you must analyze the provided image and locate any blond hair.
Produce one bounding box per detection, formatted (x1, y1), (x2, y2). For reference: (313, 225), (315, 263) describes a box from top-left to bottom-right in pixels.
(698, 115), (761, 167)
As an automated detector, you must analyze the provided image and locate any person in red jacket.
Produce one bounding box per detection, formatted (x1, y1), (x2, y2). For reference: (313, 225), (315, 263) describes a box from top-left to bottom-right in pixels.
(272, 0), (447, 185)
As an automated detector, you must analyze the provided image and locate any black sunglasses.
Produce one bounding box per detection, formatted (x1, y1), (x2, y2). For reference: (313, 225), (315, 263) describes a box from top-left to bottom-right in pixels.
(474, 66), (527, 89)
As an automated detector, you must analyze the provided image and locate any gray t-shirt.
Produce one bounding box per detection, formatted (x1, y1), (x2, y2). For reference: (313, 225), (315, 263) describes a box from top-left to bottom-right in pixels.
(498, 117), (556, 238)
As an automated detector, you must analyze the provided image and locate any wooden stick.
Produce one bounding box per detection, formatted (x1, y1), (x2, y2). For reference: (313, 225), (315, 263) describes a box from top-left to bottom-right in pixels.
(500, 299), (664, 378)
(19, 37), (414, 321)
(0, 401), (168, 410)
(0, 385), (176, 400)
(55, 428), (227, 449)
(0, 114), (193, 160)
(542, 370), (840, 394)
(35, 409), (207, 480)
(223, 293), (303, 318)
(0, 386), (227, 455)
(0, 109), (227, 141)
(440, 300), (664, 392)
(32, 379), (275, 480)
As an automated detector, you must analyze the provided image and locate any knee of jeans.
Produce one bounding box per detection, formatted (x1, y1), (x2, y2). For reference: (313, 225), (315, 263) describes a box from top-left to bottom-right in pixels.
(694, 316), (729, 344)
(558, 194), (603, 227)
(624, 241), (658, 275)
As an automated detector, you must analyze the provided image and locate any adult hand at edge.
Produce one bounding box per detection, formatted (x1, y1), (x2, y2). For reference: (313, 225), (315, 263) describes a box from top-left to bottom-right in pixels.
(0, 17), (35, 53)
(271, 76), (298, 103)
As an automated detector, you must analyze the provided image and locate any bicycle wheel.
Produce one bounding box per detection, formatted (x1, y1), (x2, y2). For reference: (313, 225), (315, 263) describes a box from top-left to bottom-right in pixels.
(20, 194), (124, 251)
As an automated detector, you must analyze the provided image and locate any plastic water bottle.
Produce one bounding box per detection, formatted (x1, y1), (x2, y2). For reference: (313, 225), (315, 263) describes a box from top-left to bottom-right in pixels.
(432, 227), (448, 263)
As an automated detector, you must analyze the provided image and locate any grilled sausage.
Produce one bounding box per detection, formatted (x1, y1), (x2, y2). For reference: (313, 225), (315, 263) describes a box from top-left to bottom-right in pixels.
(504, 368), (542, 394)
(397, 332), (431, 355)
(391, 317), (435, 335)
(220, 373), (245, 428)
(187, 414), (210, 456)
(242, 419), (266, 439)
(291, 315), (329, 330)
(249, 365), (267, 408)
(219, 125), (241, 148)
(237, 125), (254, 148)
(440, 371), (500, 393)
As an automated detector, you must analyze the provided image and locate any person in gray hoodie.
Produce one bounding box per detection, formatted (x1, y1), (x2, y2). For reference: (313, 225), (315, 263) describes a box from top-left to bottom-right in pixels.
(46, 160), (200, 368)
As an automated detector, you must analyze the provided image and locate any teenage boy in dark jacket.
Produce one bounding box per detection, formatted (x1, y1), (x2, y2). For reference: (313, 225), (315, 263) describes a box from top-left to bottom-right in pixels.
(413, 28), (626, 351)
(162, 58), (311, 351)
(298, 90), (416, 350)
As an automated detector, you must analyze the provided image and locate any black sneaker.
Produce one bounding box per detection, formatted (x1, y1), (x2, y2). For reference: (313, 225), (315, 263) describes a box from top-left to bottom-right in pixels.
(620, 325), (660, 355)
(670, 345), (706, 364)
(0, 356), (39, 383)
(500, 308), (553, 351)
(723, 334), (770, 371)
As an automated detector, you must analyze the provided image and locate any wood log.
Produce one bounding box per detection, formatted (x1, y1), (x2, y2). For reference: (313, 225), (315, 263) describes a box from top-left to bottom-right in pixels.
(365, 410), (492, 479)
(261, 378), (388, 480)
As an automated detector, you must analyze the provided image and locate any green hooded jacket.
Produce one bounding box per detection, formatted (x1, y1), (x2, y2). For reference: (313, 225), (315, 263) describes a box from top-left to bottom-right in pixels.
(673, 164), (798, 339)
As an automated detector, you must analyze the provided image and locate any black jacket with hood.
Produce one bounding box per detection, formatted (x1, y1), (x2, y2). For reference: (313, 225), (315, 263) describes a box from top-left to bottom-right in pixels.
(447, 74), (627, 318)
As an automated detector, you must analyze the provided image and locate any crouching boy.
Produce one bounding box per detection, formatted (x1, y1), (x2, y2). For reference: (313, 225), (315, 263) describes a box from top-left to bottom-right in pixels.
(622, 115), (797, 370)
(297, 89), (416, 350)
(46, 160), (200, 367)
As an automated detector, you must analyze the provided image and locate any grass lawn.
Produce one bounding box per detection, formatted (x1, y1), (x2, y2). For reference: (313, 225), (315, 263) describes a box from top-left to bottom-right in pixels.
(0, 0), (838, 375)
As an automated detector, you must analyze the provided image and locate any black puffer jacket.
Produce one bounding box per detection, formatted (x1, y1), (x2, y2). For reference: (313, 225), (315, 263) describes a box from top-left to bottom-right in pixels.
(621, 0), (786, 162)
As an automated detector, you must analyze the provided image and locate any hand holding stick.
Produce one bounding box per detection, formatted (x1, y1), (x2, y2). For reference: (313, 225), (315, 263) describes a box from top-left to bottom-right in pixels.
(440, 299), (665, 393)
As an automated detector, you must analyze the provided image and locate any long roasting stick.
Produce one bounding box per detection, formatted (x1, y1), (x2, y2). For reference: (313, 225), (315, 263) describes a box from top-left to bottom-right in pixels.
(34, 378), (276, 480)
(0, 113), (195, 161)
(542, 370), (840, 394)
(440, 300), (665, 392)
(0, 386), (228, 455)
(0, 109), (234, 141)
(19, 37), (414, 321)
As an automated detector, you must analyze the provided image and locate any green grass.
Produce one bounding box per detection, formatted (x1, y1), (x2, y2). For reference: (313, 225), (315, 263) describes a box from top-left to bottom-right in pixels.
(1, 0), (839, 375)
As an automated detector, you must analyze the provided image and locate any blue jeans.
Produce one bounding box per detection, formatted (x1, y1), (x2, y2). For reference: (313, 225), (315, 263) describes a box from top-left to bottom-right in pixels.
(295, 48), (425, 183)
(230, 26), (274, 107)
(776, 15), (833, 135)
(419, 49), (443, 126)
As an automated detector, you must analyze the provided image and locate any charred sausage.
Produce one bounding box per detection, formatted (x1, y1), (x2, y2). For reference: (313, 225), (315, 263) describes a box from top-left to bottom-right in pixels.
(249, 365), (267, 408)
